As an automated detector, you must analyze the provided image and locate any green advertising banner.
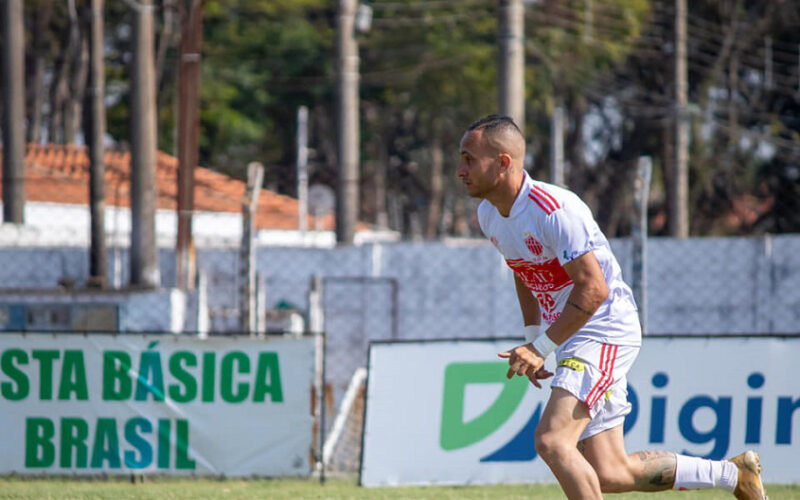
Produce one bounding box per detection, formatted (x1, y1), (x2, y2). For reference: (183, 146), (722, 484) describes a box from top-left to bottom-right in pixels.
(0, 333), (314, 476)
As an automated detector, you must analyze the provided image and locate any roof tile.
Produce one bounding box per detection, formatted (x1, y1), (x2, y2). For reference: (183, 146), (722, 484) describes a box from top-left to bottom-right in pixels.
(1, 144), (339, 231)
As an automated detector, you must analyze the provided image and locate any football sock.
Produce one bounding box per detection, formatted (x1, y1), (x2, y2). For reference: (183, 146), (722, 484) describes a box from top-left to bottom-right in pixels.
(673, 454), (738, 492)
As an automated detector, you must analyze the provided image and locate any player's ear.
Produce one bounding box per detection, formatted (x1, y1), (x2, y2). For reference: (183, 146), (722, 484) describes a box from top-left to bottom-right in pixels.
(498, 153), (512, 171)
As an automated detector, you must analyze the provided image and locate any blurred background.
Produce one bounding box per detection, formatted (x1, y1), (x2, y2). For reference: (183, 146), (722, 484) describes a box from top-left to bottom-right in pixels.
(1, 0), (799, 477)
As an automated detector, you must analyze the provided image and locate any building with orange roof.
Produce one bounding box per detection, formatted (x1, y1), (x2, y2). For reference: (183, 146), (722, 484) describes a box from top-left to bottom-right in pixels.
(0, 144), (396, 248)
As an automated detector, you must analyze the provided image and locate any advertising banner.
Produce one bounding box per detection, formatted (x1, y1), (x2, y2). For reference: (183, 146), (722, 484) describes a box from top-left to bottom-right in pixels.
(360, 337), (800, 486)
(0, 333), (314, 476)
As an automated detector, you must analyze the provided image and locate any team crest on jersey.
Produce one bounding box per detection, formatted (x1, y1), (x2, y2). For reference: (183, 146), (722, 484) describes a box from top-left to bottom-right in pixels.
(523, 232), (543, 255)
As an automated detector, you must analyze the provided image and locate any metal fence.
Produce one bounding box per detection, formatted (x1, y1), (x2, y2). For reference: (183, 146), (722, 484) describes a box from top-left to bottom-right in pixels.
(1, 234), (799, 477)
(0, 235), (799, 337)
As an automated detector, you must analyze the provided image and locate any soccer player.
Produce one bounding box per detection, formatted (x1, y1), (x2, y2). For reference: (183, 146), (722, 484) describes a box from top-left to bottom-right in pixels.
(456, 114), (767, 500)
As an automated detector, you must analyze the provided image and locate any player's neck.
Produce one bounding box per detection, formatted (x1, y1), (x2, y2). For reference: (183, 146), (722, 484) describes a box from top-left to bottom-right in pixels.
(488, 170), (525, 217)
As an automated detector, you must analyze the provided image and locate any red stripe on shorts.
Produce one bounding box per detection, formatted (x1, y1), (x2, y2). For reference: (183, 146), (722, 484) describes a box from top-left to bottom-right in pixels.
(585, 344), (608, 406)
(588, 345), (618, 408)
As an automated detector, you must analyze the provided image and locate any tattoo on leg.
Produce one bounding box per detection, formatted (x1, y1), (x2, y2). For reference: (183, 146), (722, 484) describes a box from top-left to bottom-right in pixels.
(632, 450), (676, 491)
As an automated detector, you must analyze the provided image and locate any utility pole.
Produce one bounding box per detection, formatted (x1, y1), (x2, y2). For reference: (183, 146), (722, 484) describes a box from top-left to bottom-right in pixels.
(130, 0), (159, 287)
(297, 106), (309, 234)
(498, 0), (525, 132)
(176, 0), (202, 291)
(335, 0), (359, 245)
(1, 0), (26, 224)
(672, 0), (689, 238)
(550, 103), (565, 186)
(86, 0), (107, 288)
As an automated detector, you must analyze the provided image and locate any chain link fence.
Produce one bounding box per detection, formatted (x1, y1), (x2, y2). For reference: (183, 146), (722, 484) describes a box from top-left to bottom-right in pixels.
(2, 232), (798, 476)
(0, 236), (798, 336)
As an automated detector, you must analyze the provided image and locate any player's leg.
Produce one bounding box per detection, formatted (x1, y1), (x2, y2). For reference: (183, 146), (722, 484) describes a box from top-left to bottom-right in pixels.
(578, 424), (676, 492)
(538, 339), (634, 499)
(579, 424), (767, 499)
(534, 386), (603, 500)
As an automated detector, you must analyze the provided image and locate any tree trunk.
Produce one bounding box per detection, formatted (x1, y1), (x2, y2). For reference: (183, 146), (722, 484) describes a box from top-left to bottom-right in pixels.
(26, 2), (51, 144)
(425, 129), (443, 239)
(156, 0), (176, 92)
(661, 121), (675, 236)
(2, 0), (26, 223)
(86, 0), (107, 288)
(48, 1), (79, 144)
(452, 195), (470, 237)
(65, 7), (89, 144)
(374, 119), (390, 229)
(48, 54), (69, 143)
(727, 50), (739, 152)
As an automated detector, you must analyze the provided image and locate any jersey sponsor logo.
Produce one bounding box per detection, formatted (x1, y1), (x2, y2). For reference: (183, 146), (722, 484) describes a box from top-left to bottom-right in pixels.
(528, 185), (561, 215)
(506, 258), (572, 293)
(523, 232), (543, 255)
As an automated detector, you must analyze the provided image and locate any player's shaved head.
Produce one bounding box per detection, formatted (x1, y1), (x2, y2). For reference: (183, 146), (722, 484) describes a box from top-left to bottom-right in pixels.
(457, 115), (526, 208)
(466, 114), (525, 164)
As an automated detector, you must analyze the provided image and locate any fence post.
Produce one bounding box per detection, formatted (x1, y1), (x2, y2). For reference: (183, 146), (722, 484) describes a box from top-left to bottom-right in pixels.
(196, 270), (208, 337)
(632, 156), (652, 334)
(755, 234), (773, 334)
(240, 162), (263, 336)
(308, 274), (325, 479)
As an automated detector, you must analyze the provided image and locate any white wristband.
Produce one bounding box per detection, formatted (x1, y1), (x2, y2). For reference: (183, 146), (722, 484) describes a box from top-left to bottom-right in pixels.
(523, 324), (541, 344)
(532, 332), (558, 358)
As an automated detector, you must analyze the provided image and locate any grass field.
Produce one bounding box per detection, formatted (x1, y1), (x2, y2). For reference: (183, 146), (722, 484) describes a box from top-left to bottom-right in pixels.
(0, 478), (798, 500)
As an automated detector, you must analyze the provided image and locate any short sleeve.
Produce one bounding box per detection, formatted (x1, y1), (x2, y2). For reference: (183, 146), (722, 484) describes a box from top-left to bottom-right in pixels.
(537, 198), (600, 266)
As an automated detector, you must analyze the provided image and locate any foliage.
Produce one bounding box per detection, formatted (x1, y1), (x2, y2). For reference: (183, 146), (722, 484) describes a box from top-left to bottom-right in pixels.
(200, 0), (333, 187)
(16, 0), (800, 237)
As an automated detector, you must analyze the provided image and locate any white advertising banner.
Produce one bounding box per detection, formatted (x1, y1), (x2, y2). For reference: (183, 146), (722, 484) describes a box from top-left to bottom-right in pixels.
(0, 333), (314, 476)
(360, 337), (800, 486)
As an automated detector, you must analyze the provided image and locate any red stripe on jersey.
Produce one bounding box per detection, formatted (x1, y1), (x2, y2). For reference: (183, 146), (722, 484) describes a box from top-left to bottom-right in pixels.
(531, 185), (561, 210)
(529, 189), (556, 213)
(528, 193), (553, 215)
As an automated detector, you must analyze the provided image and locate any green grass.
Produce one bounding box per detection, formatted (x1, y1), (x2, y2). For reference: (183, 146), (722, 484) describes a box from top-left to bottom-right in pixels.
(0, 478), (798, 500)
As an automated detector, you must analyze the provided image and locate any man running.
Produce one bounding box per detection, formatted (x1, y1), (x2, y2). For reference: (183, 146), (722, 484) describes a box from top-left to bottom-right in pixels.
(456, 114), (767, 500)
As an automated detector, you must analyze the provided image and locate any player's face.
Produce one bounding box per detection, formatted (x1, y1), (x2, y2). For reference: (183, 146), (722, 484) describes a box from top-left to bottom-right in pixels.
(457, 130), (501, 199)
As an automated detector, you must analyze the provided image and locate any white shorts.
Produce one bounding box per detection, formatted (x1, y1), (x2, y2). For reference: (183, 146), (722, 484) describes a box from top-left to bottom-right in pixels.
(550, 338), (639, 442)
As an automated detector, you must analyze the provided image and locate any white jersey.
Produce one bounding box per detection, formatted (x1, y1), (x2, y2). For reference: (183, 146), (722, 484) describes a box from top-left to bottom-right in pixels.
(478, 171), (641, 347)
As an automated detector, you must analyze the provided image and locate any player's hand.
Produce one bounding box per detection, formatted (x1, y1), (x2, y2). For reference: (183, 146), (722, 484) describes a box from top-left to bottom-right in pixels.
(497, 343), (545, 382)
(527, 367), (553, 388)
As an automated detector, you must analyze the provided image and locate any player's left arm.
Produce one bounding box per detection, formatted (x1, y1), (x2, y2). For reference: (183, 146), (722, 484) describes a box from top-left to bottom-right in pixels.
(542, 250), (609, 346)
